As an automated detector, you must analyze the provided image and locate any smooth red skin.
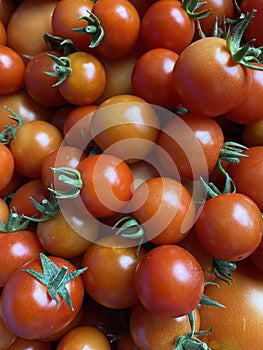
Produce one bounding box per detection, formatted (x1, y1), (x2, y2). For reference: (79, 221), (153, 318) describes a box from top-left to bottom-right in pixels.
(1, 256), (85, 340)
(92, 0), (140, 58)
(10, 120), (63, 179)
(227, 146), (263, 211)
(117, 334), (140, 350)
(56, 326), (111, 350)
(78, 154), (134, 218)
(0, 45), (25, 94)
(0, 171), (26, 198)
(0, 143), (14, 191)
(224, 63), (263, 124)
(0, 198), (9, 224)
(249, 237), (263, 273)
(134, 245), (204, 318)
(140, 0), (195, 54)
(4, 337), (52, 350)
(241, 0), (263, 47)
(24, 51), (67, 108)
(0, 20), (6, 45)
(129, 303), (200, 350)
(131, 48), (180, 109)
(0, 298), (17, 350)
(58, 52), (106, 105)
(51, 0), (95, 52)
(81, 235), (146, 309)
(173, 37), (250, 117)
(199, 260), (263, 349)
(131, 177), (196, 245)
(195, 193), (262, 262)
(157, 115), (224, 180)
(9, 179), (51, 218)
(242, 119), (263, 147)
(0, 230), (44, 287)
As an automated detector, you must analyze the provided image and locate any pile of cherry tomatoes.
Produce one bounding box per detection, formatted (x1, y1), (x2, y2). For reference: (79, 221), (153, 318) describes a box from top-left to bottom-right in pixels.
(0, 0), (263, 349)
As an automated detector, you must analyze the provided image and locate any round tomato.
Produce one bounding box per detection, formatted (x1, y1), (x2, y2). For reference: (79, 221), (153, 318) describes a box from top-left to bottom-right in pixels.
(0, 143), (14, 191)
(56, 326), (111, 350)
(131, 48), (180, 109)
(242, 119), (263, 147)
(199, 260), (263, 349)
(92, 0), (140, 58)
(129, 302), (200, 350)
(130, 176), (196, 245)
(140, 0), (195, 53)
(81, 235), (146, 309)
(134, 244), (204, 318)
(0, 297), (17, 350)
(0, 45), (25, 94)
(3, 337), (52, 350)
(227, 146), (263, 211)
(195, 192), (262, 261)
(10, 119), (63, 178)
(1, 253), (86, 340)
(172, 37), (250, 117)
(90, 94), (160, 163)
(157, 114), (224, 180)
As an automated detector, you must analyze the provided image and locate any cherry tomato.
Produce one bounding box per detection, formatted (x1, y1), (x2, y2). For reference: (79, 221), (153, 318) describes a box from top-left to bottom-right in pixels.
(55, 51), (106, 105)
(199, 260), (263, 349)
(56, 326), (111, 350)
(51, 0), (95, 52)
(0, 143), (14, 192)
(0, 20), (6, 45)
(4, 337), (52, 350)
(131, 48), (180, 109)
(172, 37), (250, 117)
(10, 120), (63, 178)
(1, 254), (86, 340)
(0, 198), (9, 224)
(77, 153), (134, 218)
(0, 297), (17, 350)
(117, 334), (140, 350)
(81, 235), (146, 309)
(24, 51), (68, 108)
(7, 0), (59, 59)
(0, 0), (15, 27)
(227, 146), (263, 211)
(130, 177), (196, 245)
(0, 230), (44, 287)
(249, 236), (263, 273)
(242, 119), (263, 147)
(129, 302), (200, 350)
(134, 244), (204, 318)
(0, 45), (25, 94)
(157, 114), (224, 180)
(140, 0), (195, 54)
(92, 0), (140, 58)
(240, 0), (263, 47)
(90, 94), (160, 163)
(195, 193), (262, 261)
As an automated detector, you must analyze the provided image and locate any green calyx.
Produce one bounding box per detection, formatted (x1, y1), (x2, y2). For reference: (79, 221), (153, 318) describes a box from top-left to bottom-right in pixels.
(48, 167), (83, 199)
(0, 107), (24, 145)
(182, 0), (211, 20)
(45, 54), (72, 87)
(213, 258), (237, 284)
(24, 253), (87, 310)
(72, 9), (104, 48)
(0, 209), (30, 232)
(44, 33), (78, 55)
(22, 190), (59, 223)
(227, 10), (263, 70)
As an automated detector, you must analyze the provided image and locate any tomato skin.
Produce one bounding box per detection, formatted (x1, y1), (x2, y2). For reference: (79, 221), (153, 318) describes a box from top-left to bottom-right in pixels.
(140, 0), (195, 54)
(131, 177), (196, 245)
(134, 244), (204, 318)
(199, 260), (263, 349)
(4, 337), (52, 350)
(56, 326), (111, 350)
(0, 230), (44, 287)
(1, 255), (85, 340)
(242, 119), (263, 147)
(0, 0), (15, 27)
(131, 48), (180, 109)
(227, 146), (263, 211)
(195, 193), (262, 262)
(10, 120), (63, 179)
(57, 51), (106, 106)
(81, 235), (145, 309)
(51, 0), (95, 52)
(129, 302), (200, 350)
(24, 51), (67, 108)
(0, 297), (17, 350)
(77, 153), (134, 218)
(92, 0), (140, 58)
(0, 143), (14, 191)
(173, 37), (250, 117)
(0, 45), (25, 95)
(0, 20), (6, 45)
(157, 115), (224, 180)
